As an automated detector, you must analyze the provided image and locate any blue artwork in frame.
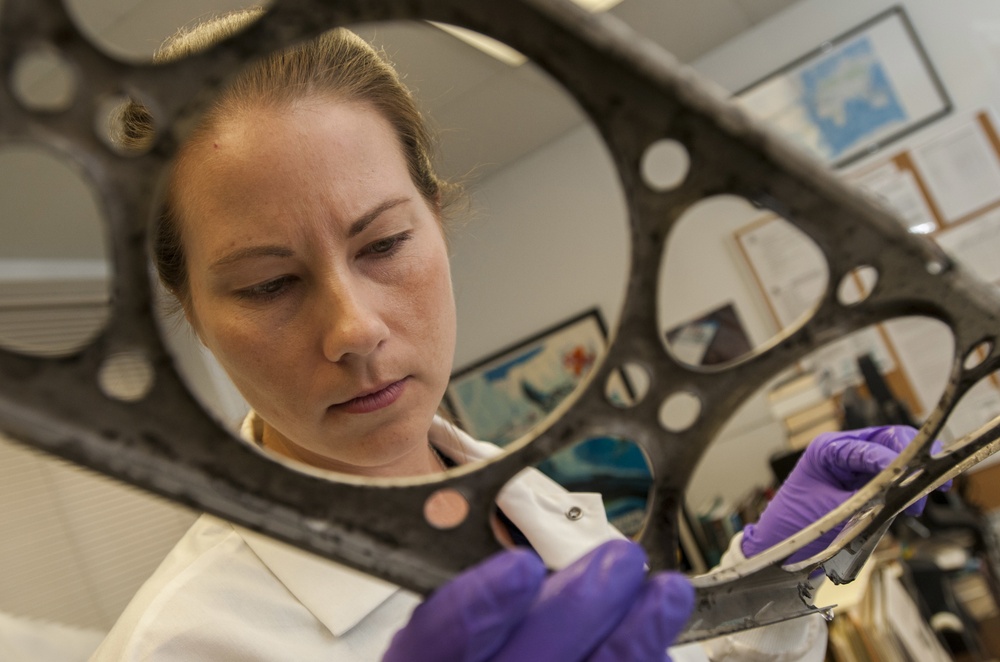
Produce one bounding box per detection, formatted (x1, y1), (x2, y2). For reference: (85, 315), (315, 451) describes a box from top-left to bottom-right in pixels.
(735, 6), (951, 168)
(445, 309), (652, 536)
(445, 309), (612, 446)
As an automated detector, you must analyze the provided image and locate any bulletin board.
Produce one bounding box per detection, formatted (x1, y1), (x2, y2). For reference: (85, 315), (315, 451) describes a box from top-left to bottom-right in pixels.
(735, 109), (1000, 433)
(735, 213), (920, 417)
(851, 110), (1000, 230)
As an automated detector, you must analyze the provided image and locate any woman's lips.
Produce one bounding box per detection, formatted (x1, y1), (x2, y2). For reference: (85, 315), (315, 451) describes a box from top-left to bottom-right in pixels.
(335, 378), (408, 414)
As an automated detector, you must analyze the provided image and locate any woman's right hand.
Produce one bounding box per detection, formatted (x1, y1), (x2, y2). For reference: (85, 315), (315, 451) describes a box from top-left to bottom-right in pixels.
(382, 540), (694, 662)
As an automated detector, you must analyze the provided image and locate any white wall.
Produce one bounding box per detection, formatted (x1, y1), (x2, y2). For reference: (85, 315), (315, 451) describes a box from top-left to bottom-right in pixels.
(695, 0), (1000, 111)
(451, 0), (1000, 508)
(449, 124), (629, 368)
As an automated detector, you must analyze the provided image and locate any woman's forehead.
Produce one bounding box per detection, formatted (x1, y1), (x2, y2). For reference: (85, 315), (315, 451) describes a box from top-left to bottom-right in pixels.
(174, 99), (415, 228)
(200, 98), (398, 164)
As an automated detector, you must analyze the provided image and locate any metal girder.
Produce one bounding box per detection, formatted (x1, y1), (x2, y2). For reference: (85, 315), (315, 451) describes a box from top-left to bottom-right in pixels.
(3, 0), (1000, 643)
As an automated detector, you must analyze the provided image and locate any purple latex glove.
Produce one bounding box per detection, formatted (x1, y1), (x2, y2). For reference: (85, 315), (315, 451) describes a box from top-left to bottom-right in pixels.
(383, 540), (694, 662)
(742, 425), (949, 564)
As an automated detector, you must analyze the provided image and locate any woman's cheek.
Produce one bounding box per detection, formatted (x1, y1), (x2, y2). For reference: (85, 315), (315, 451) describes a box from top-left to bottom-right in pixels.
(208, 308), (283, 363)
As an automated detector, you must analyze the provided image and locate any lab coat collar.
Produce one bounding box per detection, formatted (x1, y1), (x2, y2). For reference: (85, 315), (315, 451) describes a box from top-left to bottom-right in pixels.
(429, 418), (622, 570)
(238, 525), (399, 637)
(236, 413), (620, 637)
(237, 412), (399, 636)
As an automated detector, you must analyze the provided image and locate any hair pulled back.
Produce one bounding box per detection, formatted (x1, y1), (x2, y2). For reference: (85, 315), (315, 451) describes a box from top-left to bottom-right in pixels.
(127, 10), (454, 305)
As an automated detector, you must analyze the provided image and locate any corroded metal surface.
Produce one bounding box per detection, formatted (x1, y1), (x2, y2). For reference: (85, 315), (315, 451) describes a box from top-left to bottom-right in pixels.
(3, 0), (1000, 642)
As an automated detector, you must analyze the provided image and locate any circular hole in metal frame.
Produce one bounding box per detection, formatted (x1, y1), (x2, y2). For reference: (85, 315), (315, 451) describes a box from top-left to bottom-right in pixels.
(836, 265), (878, 306)
(423, 488), (469, 529)
(606, 362), (650, 408)
(659, 390), (701, 432)
(10, 46), (78, 113)
(926, 260), (947, 275)
(94, 93), (157, 157)
(640, 139), (690, 192)
(963, 339), (994, 371)
(98, 351), (155, 402)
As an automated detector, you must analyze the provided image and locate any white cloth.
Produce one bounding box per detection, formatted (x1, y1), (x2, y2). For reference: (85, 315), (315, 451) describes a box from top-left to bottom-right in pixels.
(91, 415), (825, 661)
(701, 534), (828, 662)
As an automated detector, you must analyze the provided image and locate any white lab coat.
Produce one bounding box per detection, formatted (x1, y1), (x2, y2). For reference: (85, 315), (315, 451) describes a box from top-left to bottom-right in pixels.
(91, 415), (826, 661)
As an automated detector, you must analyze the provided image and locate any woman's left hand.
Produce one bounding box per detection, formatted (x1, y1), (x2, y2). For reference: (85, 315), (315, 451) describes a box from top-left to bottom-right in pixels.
(383, 540), (694, 662)
(741, 425), (950, 564)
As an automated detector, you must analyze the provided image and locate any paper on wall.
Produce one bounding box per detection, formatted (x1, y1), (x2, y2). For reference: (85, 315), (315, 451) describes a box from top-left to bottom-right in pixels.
(882, 317), (953, 417)
(736, 218), (826, 329)
(737, 218), (896, 392)
(910, 119), (1000, 223)
(855, 163), (938, 234)
(944, 378), (1000, 444)
(800, 327), (896, 393)
(935, 207), (1000, 287)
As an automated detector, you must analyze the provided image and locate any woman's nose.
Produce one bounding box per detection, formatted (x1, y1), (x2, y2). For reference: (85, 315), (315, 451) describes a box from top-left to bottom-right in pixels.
(319, 281), (389, 362)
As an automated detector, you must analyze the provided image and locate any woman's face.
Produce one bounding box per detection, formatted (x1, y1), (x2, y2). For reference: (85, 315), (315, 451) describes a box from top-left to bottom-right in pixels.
(173, 97), (457, 477)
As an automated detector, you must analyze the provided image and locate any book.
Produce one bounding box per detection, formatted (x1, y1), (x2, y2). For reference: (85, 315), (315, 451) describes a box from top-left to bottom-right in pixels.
(783, 398), (839, 435)
(694, 497), (742, 567)
(787, 416), (841, 450)
(767, 371), (829, 420)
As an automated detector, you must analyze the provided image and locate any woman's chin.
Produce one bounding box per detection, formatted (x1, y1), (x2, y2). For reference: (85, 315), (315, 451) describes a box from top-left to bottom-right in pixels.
(305, 435), (435, 478)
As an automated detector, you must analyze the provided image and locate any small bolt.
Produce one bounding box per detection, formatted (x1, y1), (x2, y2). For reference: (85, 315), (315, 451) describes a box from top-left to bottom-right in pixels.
(566, 506), (583, 521)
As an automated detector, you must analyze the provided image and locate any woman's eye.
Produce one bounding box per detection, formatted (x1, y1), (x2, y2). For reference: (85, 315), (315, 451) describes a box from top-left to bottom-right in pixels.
(363, 231), (412, 257)
(236, 276), (294, 301)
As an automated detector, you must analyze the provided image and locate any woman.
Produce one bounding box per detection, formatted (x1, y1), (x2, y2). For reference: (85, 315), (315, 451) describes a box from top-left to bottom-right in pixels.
(93, 10), (931, 661)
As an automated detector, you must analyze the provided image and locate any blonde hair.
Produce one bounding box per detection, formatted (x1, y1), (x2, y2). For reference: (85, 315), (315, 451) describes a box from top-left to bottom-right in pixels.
(127, 9), (458, 304)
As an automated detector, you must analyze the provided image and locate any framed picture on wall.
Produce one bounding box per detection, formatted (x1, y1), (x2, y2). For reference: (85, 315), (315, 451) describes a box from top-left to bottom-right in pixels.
(665, 302), (754, 367)
(445, 309), (652, 536)
(445, 308), (623, 446)
(735, 6), (951, 168)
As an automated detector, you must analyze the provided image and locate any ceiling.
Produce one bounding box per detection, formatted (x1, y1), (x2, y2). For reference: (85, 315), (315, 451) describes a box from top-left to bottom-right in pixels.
(354, 0), (802, 181)
(46, 0), (799, 182)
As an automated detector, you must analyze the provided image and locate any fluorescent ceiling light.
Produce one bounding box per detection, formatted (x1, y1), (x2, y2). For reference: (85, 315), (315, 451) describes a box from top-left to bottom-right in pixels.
(430, 0), (624, 66)
(908, 222), (936, 235)
(575, 0), (625, 11)
(429, 22), (528, 67)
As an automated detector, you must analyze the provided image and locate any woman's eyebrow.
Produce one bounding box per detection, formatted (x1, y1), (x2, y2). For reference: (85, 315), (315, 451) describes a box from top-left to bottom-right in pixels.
(347, 196), (410, 238)
(209, 197), (411, 270)
(210, 246), (294, 271)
